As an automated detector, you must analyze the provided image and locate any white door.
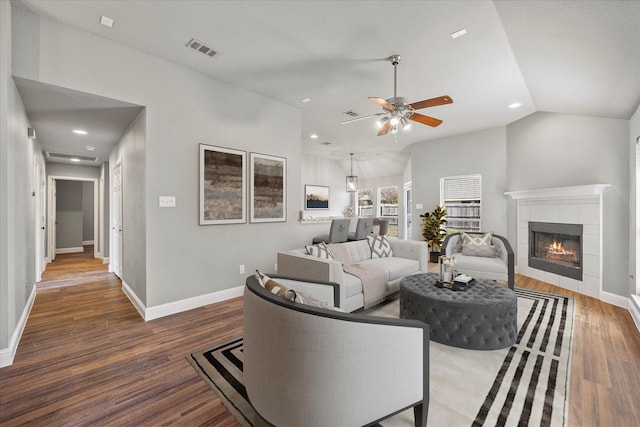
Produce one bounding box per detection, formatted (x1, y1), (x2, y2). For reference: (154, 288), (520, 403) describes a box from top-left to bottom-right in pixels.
(404, 182), (412, 240)
(47, 178), (57, 262)
(112, 163), (123, 278)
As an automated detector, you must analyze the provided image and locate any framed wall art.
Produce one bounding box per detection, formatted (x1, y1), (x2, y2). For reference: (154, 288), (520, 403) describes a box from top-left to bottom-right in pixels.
(305, 184), (329, 210)
(250, 153), (286, 223)
(199, 144), (246, 225)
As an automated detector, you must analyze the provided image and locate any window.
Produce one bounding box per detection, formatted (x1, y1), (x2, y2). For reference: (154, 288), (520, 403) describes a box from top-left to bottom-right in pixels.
(379, 186), (399, 237)
(357, 189), (374, 217)
(440, 174), (481, 232)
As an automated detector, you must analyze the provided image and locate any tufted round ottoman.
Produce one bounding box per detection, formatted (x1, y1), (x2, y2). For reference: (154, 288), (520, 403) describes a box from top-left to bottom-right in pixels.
(400, 273), (517, 350)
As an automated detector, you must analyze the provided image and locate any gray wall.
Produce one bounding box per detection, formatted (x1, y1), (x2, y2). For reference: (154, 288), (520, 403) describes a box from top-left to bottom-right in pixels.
(12, 8), (304, 308)
(0, 0), (46, 360)
(47, 163), (100, 179)
(506, 112), (630, 296)
(101, 161), (110, 257)
(629, 105), (640, 295)
(409, 126), (509, 241)
(55, 180), (83, 250)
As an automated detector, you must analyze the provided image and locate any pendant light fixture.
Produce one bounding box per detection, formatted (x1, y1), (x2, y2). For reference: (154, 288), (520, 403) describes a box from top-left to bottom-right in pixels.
(346, 153), (358, 192)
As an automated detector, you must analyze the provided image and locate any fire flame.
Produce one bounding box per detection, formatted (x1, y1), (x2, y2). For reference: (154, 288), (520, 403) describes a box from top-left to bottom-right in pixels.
(548, 240), (576, 258)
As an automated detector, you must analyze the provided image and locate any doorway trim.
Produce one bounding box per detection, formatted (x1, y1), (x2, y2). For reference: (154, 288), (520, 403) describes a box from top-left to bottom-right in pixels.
(47, 175), (100, 264)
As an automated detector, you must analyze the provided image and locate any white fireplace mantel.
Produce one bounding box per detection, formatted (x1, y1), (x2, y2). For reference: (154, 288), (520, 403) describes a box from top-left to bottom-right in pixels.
(505, 184), (610, 200)
(505, 183), (611, 300)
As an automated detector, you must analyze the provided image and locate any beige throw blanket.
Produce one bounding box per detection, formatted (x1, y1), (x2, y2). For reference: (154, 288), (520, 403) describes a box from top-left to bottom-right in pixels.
(328, 243), (388, 309)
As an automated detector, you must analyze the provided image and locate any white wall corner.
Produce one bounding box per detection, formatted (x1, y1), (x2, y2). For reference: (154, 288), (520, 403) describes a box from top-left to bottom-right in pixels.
(144, 285), (245, 321)
(0, 285), (37, 367)
(121, 281), (146, 320)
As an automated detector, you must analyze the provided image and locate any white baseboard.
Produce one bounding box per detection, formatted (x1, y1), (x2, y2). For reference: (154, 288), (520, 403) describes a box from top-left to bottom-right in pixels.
(120, 284), (244, 322)
(145, 285), (244, 321)
(83, 240), (94, 245)
(102, 257), (110, 264)
(121, 280), (146, 320)
(56, 247), (83, 254)
(630, 295), (640, 333)
(0, 285), (37, 367)
(600, 291), (630, 309)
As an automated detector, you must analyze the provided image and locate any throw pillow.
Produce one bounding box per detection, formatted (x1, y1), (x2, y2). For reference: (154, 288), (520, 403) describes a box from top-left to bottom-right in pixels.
(254, 270), (307, 303)
(461, 244), (499, 258)
(460, 231), (493, 247)
(305, 242), (334, 259)
(367, 235), (393, 259)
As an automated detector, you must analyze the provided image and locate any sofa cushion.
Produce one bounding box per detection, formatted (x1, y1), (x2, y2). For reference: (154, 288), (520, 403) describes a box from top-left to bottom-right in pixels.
(342, 240), (372, 263)
(367, 235), (393, 259)
(341, 272), (365, 299)
(360, 257), (419, 281)
(462, 244), (498, 258)
(305, 242), (334, 259)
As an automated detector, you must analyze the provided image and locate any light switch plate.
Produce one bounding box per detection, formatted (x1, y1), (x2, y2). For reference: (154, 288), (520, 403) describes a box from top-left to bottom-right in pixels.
(159, 196), (176, 207)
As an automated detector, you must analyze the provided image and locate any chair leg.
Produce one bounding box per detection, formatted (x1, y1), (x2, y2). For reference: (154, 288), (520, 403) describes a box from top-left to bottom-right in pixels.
(413, 402), (427, 427)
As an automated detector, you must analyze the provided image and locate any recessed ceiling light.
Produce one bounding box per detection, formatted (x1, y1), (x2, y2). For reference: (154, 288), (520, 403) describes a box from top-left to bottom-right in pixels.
(99, 15), (114, 28)
(310, 134), (318, 139)
(72, 129), (88, 135)
(450, 28), (467, 39)
(508, 102), (523, 109)
(85, 145), (96, 151)
(301, 98), (312, 103)
(70, 158), (81, 162)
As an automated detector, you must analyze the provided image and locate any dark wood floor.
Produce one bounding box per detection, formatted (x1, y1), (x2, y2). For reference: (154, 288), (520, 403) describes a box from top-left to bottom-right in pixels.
(1, 250), (639, 426)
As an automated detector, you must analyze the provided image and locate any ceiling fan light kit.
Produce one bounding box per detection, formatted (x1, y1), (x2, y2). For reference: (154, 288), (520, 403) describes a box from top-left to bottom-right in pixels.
(343, 54), (453, 137)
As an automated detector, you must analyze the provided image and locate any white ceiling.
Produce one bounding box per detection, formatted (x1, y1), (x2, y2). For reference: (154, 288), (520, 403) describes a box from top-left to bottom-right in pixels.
(15, 0), (640, 176)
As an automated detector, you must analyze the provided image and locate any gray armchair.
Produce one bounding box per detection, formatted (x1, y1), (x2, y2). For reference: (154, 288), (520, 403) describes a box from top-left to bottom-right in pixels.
(441, 232), (515, 289)
(244, 274), (429, 427)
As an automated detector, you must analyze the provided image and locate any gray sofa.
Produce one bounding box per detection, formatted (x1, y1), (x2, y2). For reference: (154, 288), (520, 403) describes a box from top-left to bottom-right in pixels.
(441, 232), (515, 289)
(244, 274), (429, 427)
(277, 238), (428, 312)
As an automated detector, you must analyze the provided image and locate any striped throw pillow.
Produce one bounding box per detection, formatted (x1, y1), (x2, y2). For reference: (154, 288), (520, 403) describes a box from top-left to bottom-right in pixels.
(254, 270), (307, 303)
(367, 235), (393, 259)
(305, 242), (334, 259)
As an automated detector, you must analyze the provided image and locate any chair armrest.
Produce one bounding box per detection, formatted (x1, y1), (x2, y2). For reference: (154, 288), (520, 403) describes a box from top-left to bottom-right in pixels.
(388, 239), (429, 272)
(492, 235), (515, 289)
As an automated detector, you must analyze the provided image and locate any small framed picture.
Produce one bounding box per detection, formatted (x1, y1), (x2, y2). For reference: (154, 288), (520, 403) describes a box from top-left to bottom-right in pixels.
(199, 144), (246, 225)
(305, 184), (329, 210)
(250, 153), (286, 223)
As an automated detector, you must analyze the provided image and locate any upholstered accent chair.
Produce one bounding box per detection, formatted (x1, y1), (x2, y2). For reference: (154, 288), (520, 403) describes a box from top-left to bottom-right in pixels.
(312, 218), (350, 244)
(373, 217), (390, 235)
(347, 217), (374, 241)
(244, 274), (429, 427)
(441, 232), (515, 289)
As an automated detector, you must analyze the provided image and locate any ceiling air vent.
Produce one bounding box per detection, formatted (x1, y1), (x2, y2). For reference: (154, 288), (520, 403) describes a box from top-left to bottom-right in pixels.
(343, 110), (359, 118)
(46, 152), (99, 162)
(186, 38), (217, 58)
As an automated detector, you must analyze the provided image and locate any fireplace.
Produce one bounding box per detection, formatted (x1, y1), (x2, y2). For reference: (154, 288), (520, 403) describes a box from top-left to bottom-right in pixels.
(528, 222), (583, 281)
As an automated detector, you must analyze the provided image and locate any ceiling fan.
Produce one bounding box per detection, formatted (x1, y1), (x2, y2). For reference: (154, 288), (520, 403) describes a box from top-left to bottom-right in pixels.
(342, 55), (453, 136)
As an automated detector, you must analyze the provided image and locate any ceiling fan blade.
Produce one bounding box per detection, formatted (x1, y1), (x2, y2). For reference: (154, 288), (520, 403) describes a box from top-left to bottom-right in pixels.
(377, 121), (392, 136)
(409, 112), (443, 127)
(340, 112), (384, 125)
(369, 97), (394, 111)
(408, 95), (453, 110)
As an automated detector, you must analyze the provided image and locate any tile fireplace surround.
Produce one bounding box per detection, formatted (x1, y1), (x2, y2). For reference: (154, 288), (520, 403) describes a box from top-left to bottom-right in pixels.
(506, 184), (610, 298)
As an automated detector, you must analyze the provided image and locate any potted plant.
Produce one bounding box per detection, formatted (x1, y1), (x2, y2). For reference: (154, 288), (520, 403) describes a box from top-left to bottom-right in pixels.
(420, 205), (448, 263)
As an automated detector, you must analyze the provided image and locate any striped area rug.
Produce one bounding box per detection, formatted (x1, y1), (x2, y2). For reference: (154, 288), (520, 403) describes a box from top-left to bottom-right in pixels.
(187, 288), (574, 427)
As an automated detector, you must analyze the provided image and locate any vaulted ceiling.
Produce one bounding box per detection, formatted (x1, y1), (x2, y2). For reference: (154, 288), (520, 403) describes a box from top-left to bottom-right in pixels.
(15, 0), (640, 176)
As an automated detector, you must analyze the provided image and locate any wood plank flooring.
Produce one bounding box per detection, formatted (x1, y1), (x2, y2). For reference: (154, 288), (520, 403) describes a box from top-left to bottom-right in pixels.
(1, 252), (639, 426)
